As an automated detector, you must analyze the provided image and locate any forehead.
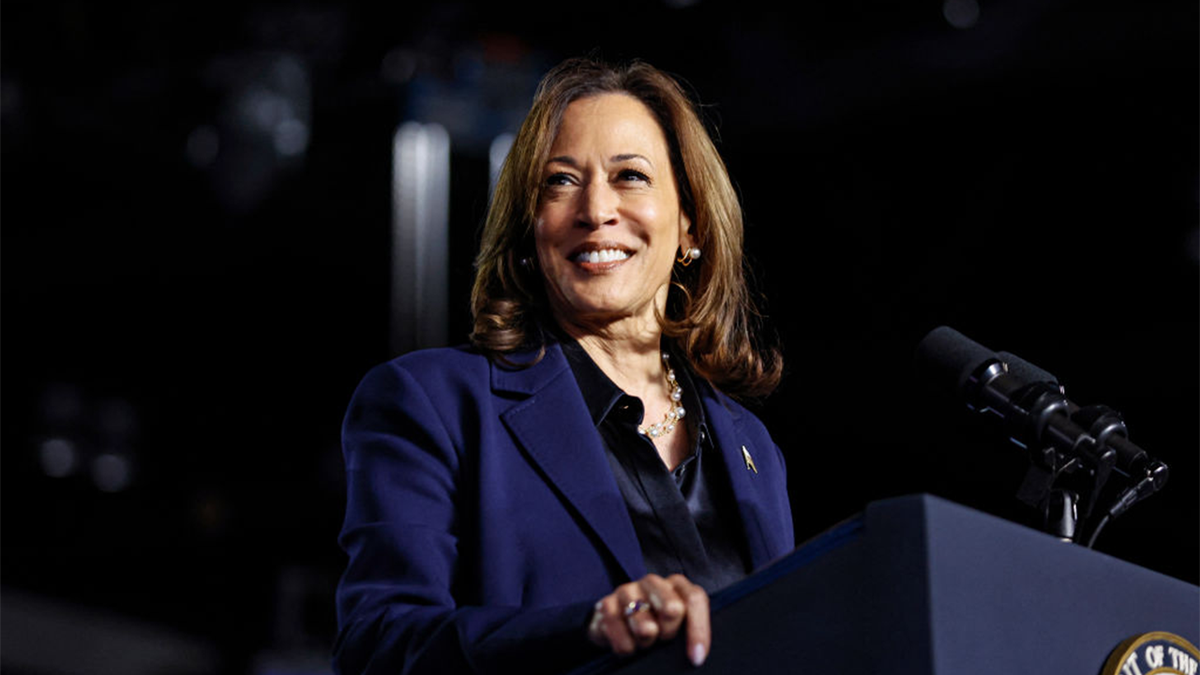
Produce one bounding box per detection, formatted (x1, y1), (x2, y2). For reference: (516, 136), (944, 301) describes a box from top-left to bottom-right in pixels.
(549, 93), (669, 158)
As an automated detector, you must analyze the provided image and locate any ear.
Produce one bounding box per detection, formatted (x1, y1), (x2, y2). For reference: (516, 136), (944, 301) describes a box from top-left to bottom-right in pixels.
(678, 212), (694, 251)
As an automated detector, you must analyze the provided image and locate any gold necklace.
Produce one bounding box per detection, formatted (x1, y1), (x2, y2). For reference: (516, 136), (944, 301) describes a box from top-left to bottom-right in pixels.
(638, 352), (686, 438)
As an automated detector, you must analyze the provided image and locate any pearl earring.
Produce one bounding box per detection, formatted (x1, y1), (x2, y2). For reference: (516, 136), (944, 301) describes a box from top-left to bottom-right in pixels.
(676, 247), (701, 267)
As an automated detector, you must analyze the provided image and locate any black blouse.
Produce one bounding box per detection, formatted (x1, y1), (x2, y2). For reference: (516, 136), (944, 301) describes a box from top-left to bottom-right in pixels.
(560, 338), (750, 593)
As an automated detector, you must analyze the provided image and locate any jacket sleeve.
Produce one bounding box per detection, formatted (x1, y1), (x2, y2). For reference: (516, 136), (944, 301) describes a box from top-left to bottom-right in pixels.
(333, 359), (603, 675)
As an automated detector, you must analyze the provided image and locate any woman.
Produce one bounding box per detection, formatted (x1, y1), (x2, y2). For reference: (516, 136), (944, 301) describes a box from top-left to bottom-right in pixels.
(335, 58), (793, 675)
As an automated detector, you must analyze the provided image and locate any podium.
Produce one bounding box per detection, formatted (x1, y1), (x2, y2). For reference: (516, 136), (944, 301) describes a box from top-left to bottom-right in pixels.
(572, 494), (1199, 675)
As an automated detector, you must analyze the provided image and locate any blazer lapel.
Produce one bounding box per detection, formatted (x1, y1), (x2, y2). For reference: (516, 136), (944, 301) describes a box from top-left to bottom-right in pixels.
(701, 388), (790, 571)
(494, 344), (647, 583)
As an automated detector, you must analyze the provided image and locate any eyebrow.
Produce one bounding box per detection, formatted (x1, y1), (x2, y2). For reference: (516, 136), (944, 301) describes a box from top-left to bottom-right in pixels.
(546, 154), (654, 168)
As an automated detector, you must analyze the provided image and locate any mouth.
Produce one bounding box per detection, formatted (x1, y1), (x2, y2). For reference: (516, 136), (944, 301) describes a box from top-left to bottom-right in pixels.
(569, 243), (634, 266)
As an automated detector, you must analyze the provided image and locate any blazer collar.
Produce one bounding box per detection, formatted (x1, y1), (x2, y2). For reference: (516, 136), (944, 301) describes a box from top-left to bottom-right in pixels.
(493, 342), (648, 583)
(489, 344), (569, 396)
(696, 384), (790, 571)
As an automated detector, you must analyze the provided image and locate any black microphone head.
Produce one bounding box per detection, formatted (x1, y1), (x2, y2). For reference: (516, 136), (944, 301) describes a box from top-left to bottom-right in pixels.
(997, 350), (1059, 385)
(914, 326), (999, 395)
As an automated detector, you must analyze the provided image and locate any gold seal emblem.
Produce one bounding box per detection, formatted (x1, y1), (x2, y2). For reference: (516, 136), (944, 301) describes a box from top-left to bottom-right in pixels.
(1101, 632), (1199, 675)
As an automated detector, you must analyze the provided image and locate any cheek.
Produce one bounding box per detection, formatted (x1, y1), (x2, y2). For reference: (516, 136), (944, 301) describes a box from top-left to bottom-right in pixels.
(647, 206), (683, 251)
(532, 219), (573, 281)
(532, 217), (554, 259)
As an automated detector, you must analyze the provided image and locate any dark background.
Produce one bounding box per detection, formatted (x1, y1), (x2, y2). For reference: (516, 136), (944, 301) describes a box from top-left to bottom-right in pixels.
(3, 1), (1196, 674)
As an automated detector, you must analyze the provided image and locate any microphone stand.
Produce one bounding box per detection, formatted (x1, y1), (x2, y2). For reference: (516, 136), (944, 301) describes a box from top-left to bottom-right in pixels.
(1015, 441), (1110, 543)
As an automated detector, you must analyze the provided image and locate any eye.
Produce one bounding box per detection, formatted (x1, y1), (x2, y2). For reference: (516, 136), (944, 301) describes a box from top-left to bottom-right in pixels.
(544, 172), (575, 187)
(617, 169), (650, 183)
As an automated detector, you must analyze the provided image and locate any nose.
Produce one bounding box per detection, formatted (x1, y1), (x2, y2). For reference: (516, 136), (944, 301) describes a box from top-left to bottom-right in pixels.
(578, 181), (619, 228)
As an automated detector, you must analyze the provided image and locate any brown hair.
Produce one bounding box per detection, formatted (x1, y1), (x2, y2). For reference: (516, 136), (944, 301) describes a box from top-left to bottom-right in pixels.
(470, 57), (782, 398)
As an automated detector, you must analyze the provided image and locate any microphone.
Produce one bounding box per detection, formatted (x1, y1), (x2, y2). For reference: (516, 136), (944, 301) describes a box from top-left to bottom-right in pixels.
(915, 326), (1168, 518)
(996, 350), (1149, 476)
(915, 326), (1110, 469)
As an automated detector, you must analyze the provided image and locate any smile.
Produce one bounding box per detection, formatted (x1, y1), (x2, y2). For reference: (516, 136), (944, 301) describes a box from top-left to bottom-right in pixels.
(572, 248), (631, 264)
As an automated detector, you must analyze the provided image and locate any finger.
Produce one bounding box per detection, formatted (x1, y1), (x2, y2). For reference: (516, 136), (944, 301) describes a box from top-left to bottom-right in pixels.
(616, 586), (659, 649)
(598, 593), (638, 655)
(587, 600), (607, 646)
(639, 574), (685, 640)
(669, 575), (711, 666)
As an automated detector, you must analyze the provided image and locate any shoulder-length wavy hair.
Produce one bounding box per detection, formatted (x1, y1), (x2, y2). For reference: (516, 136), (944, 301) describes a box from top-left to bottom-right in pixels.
(470, 57), (782, 399)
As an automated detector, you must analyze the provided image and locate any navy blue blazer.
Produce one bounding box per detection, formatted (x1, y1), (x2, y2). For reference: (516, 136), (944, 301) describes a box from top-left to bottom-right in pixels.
(334, 342), (794, 675)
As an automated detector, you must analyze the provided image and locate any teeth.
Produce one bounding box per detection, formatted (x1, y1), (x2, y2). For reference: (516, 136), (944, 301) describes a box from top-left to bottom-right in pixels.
(576, 249), (630, 263)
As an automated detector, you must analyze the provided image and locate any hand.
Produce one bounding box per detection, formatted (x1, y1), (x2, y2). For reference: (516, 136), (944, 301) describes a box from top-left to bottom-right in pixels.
(587, 573), (710, 666)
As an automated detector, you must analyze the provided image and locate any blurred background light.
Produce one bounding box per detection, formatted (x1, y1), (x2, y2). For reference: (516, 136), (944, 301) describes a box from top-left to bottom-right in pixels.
(39, 437), (78, 478)
(91, 452), (134, 493)
(273, 118), (309, 157)
(202, 51), (312, 213)
(943, 0), (981, 29)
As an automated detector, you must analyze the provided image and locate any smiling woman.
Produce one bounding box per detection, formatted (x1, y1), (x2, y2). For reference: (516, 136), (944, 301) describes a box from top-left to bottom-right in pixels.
(334, 57), (792, 675)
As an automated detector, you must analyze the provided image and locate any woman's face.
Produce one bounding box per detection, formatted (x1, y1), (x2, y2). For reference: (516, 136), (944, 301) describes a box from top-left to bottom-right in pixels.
(534, 93), (692, 331)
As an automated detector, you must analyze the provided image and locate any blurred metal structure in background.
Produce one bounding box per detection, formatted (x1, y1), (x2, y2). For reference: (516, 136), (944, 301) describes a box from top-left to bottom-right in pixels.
(489, 132), (514, 197)
(3, 590), (219, 675)
(391, 122), (451, 355)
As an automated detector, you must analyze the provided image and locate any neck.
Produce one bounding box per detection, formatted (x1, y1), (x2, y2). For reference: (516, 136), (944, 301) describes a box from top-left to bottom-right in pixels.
(554, 311), (691, 470)
(555, 315), (666, 398)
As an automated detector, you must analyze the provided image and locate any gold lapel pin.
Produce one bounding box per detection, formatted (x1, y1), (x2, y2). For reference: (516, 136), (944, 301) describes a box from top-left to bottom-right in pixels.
(741, 445), (758, 474)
